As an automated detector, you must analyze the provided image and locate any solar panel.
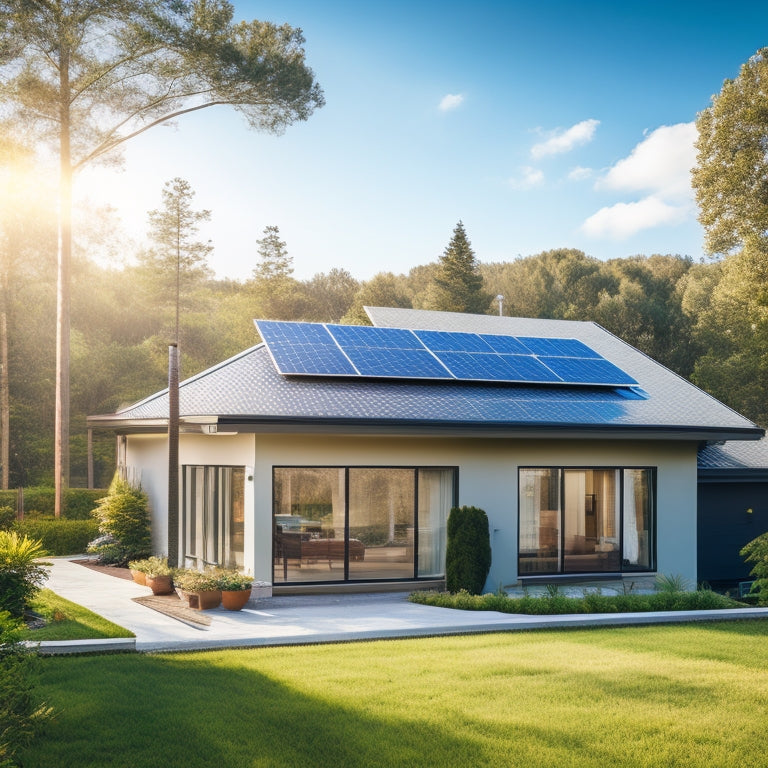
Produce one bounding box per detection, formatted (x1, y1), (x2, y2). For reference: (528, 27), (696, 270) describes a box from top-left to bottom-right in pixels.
(254, 320), (638, 387)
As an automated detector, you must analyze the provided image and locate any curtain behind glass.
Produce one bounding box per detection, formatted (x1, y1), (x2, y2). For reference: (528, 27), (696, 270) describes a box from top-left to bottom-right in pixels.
(417, 469), (453, 577)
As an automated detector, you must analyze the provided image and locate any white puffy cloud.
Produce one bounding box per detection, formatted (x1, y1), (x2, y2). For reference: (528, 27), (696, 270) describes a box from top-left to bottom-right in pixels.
(598, 122), (696, 201)
(582, 122), (697, 239)
(582, 196), (688, 239)
(439, 93), (464, 111)
(568, 166), (593, 181)
(531, 119), (600, 159)
(509, 166), (545, 189)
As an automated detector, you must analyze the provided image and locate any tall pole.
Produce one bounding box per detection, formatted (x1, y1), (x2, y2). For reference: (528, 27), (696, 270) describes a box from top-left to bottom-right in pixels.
(168, 343), (179, 565)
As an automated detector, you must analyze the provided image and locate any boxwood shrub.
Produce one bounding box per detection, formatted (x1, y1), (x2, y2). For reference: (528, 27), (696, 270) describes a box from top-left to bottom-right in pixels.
(13, 520), (100, 557)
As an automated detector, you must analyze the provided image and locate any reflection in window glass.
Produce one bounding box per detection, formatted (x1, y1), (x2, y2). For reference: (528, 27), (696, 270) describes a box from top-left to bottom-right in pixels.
(518, 467), (655, 575)
(273, 467), (456, 584)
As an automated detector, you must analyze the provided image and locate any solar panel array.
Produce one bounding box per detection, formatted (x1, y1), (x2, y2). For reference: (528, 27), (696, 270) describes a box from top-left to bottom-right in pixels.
(254, 320), (638, 387)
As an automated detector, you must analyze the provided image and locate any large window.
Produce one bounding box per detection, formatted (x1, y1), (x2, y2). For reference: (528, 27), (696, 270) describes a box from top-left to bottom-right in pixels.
(183, 466), (245, 570)
(273, 467), (456, 584)
(519, 467), (655, 575)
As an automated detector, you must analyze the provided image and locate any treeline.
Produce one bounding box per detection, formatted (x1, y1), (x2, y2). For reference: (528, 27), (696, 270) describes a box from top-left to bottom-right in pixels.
(2, 199), (763, 489)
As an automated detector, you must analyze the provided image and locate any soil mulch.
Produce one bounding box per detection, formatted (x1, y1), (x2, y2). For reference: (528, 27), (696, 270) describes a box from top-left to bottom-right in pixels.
(71, 559), (134, 581)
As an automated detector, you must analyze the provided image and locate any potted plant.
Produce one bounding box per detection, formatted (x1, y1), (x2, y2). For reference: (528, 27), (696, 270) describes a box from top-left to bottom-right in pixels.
(173, 568), (222, 610)
(214, 568), (254, 611)
(127, 558), (149, 586)
(143, 556), (174, 595)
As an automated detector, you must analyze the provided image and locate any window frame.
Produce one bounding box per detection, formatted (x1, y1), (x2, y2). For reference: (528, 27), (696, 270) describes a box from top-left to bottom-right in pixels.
(517, 465), (656, 576)
(272, 465), (459, 585)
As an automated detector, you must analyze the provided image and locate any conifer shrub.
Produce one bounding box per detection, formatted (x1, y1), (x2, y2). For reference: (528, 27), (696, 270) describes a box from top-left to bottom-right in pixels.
(445, 505), (492, 595)
(741, 531), (768, 605)
(89, 476), (151, 566)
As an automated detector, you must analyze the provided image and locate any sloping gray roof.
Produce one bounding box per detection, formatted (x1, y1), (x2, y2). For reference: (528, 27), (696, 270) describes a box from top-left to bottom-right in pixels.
(698, 438), (768, 480)
(88, 308), (763, 441)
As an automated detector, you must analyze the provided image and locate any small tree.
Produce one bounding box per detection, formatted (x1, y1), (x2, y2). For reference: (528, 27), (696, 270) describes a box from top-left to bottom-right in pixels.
(740, 531), (768, 605)
(445, 505), (492, 595)
(90, 476), (151, 566)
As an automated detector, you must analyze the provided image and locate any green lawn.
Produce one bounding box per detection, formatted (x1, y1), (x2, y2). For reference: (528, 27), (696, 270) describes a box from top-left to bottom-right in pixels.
(19, 589), (134, 641)
(21, 620), (768, 768)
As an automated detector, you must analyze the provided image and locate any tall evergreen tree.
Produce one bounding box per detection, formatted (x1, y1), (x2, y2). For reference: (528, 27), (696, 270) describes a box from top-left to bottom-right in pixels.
(251, 225), (303, 320)
(424, 222), (491, 314)
(0, 0), (324, 514)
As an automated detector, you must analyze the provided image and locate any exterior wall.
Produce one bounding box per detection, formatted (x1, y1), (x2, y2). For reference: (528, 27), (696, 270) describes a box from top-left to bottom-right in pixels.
(698, 479), (768, 590)
(124, 432), (699, 591)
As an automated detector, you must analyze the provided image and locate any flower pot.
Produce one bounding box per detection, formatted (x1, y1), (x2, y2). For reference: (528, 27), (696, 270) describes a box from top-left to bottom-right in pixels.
(146, 574), (174, 595)
(130, 569), (147, 586)
(221, 588), (252, 611)
(187, 589), (222, 610)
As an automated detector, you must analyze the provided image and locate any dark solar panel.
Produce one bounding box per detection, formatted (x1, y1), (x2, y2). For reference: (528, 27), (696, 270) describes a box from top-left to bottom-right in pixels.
(254, 320), (637, 387)
(343, 346), (451, 378)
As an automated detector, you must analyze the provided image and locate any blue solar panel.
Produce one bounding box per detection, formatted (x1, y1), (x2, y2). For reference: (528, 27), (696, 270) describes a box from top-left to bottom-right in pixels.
(255, 320), (638, 387)
(343, 346), (451, 378)
(479, 334), (533, 355)
(518, 337), (598, 358)
(539, 356), (636, 385)
(328, 324), (422, 349)
(414, 330), (494, 353)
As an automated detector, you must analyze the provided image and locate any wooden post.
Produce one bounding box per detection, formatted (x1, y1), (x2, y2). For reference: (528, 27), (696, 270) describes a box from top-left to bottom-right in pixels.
(168, 344), (179, 565)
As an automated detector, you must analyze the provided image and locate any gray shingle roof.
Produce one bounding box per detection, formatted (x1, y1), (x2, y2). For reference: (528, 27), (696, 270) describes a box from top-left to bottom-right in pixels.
(89, 309), (763, 440)
(698, 438), (768, 474)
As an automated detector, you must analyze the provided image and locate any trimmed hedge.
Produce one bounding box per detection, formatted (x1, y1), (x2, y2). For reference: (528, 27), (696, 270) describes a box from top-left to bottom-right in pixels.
(445, 506), (492, 595)
(13, 520), (100, 557)
(0, 488), (107, 520)
(409, 588), (745, 613)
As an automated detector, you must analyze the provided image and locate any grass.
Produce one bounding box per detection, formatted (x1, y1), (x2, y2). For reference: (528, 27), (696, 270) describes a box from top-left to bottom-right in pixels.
(20, 620), (768, 768)
(19, 589), (134, 641)
(409, 588), (745, 614)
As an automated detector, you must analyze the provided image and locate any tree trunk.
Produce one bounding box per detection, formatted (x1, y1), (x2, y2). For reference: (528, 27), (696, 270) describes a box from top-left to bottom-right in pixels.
(54, 44), (72, 518)
(0, 282), (8, 491)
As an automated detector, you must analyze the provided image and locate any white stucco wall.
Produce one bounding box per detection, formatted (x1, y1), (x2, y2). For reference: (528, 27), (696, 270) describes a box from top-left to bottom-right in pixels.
(124, 431), (699, 590)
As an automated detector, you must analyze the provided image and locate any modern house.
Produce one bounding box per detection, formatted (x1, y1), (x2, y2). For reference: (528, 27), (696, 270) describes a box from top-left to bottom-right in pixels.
(88, 307), (764, 594)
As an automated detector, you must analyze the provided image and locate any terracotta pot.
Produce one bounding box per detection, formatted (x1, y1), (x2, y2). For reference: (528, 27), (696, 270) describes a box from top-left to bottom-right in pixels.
(130, 569), (146, 586)
(187, 589), (222, 610)
(145, 574), (174, 595)
(221, 588), (252, 611)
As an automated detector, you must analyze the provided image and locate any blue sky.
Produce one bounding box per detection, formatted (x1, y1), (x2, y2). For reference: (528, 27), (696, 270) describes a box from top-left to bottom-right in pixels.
(77, 0), (768, 281)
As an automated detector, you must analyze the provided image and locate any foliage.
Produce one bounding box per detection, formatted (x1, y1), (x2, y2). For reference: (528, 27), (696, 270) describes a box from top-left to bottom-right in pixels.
(89, 477), (151, 566)
(212, 568), (254, 591)
(18, 622), (768, 768)
(0, 531), (49, 618)
(692, 48), (768, 256)
(0, 507), (14, 530)
(740, 531), (768, 605)
(0, 611), (52, 768)
(0, 489), (106, 520)
(12, 520), (98, 557)
(445, 505), (492, 595)
(18, 590), (133, 642)
(422, 221), (491, 314)
(409, 587), (744, 614)
(129, 556), (172, 578)
(173, 568), (222, 592)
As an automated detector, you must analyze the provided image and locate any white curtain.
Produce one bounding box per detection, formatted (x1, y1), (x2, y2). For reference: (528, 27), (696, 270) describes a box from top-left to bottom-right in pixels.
(623, 470), (640, 564)
(417, 469), (453, 577)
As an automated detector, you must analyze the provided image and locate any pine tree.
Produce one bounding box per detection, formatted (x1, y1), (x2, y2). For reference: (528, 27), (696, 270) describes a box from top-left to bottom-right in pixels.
(424, 222), (491, 314)
(254, 226), (292, 281)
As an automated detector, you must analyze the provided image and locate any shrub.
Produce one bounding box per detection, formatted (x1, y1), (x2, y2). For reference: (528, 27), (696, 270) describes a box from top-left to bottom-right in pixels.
(0, 488), (106, 520)
(0, 611), (52, 767)
(173, 568), (221, 592)
(89, 476), (151, 566)
(0, 506), (15, 531)
(0, 532), (50, 619)
(445, 506), (492, 595)
(13, 520), (99, 557)
(129, 556), (171, 577)
(740, 531), (768, 606)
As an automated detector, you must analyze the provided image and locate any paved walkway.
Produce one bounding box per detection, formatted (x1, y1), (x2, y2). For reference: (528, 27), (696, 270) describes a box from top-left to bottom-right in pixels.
(37, 558), (768, 654)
